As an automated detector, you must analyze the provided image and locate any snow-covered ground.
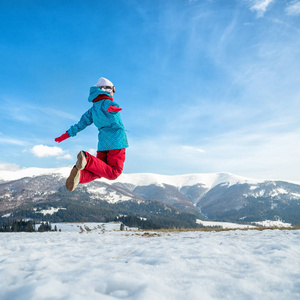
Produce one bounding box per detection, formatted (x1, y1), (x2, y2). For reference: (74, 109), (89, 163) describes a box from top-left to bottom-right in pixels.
(253, 220), (292, 228)
(34, 207), (67, 216)
(1, 223), (300, 300)
(196, 220), (256, 229)
(196, 219), (292, 229)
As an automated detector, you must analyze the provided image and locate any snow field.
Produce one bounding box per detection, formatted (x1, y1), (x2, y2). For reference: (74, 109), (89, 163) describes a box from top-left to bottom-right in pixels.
(0, 225), (300, 300)
(196, 220), (256, 229)
(0, 169), (266, 189)
(196, 220), (292, 228)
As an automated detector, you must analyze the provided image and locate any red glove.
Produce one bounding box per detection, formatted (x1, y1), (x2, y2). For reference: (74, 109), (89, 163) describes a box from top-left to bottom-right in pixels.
(55, 132), (69, 143)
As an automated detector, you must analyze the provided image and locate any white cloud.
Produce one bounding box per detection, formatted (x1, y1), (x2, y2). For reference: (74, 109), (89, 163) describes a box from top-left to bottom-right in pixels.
(0, 162), (20, 171)
(43, 108), (78, 121)
(247, 0), (275, 17)
(126, 123), (300, 181)
(0, 137), (28, 146)
(0, 98), (78, 123)
(88, 149), (97, 156)
(195, 127), (300, 181)
(57, 154), (73, 160)
(31, 145), (74, 160)
(181, 145), (206, 153)
(31, 145), (64, 158)
(285, 1), (300, 16)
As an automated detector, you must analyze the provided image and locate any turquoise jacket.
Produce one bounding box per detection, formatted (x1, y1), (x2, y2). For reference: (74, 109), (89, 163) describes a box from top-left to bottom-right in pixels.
(67, 87), (129, 151)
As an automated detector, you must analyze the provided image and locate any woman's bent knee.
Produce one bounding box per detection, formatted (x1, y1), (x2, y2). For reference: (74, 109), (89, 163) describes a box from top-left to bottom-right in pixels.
(107, 169), (122, 180)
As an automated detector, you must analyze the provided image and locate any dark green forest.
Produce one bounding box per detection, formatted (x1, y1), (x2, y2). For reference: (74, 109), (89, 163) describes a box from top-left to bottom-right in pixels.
(0, 198), (201, 230)
(0, 219), (54, 232)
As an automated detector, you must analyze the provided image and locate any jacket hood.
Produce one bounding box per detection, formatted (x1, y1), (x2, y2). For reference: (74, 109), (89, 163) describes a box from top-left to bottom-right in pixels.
(88, 87), (112, 102)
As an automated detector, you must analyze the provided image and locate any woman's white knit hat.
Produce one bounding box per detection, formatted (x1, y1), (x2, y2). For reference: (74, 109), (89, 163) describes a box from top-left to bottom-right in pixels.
(95, 77), (114, 93)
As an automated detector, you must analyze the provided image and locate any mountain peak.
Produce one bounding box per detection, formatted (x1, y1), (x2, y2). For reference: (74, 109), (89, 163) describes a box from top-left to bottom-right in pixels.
(0, 167), (272, 188)
(110, 172), (263, 189)
(0, 167), (298, 188)
(1, 167), (300, 225)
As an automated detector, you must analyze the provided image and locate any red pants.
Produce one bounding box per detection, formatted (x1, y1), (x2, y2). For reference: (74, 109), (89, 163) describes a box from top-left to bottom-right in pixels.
(79, 149), (126, 184)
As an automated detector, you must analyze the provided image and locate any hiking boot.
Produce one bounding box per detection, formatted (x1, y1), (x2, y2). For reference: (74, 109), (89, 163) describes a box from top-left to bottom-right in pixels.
(66, 166), (80, 192)
(76, 151), (87, 170)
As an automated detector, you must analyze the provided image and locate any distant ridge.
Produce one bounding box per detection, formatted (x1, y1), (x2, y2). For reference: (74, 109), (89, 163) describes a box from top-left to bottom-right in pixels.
(1, 167), (300, 226)
(1, 166), (299, 187)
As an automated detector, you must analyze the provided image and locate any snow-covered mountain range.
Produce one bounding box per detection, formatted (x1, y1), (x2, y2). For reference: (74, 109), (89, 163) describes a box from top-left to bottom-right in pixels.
(0, 167), (300, 225)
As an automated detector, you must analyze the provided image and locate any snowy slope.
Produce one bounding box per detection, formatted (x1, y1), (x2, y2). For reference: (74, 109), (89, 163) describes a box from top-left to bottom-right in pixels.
(1, 167), (299, 188)
(0, 167), (71, 182)
(0, 226), (299, 300)
(0, 167), (264, 188)
(112, 172), (263, 189)
(1, 168), (300, 224)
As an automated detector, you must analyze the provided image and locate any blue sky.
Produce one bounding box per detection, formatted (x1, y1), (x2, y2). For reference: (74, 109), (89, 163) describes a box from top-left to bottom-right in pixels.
(0, 0), (300, 181)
